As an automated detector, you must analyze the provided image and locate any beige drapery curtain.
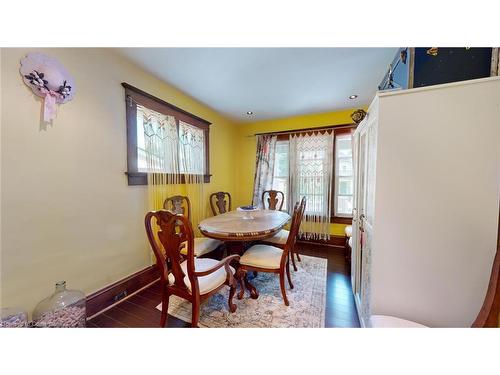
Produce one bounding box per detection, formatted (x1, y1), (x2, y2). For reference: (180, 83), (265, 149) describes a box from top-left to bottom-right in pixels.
(252, 135), (277, 207)
(289, 131), (334, 240)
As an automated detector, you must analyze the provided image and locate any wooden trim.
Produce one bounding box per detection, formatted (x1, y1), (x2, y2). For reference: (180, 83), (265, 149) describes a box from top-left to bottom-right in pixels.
(125, 95), (140, 185)
(331, 126), (356, 219)
(122, 83), (211, 127)
(86, 265), (160, 318)
(123, 83), (212, 185)
(254, 123), (356, 137)
(125, 172), (211, 185)
(331, 216), (353, 225)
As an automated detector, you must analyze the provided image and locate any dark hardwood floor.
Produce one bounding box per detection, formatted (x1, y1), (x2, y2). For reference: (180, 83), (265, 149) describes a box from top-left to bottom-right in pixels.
(88, 242), (360, 328)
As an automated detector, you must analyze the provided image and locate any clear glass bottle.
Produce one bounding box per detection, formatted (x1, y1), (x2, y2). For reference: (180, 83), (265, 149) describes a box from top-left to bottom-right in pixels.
(0, 307), (28, 328)
(33, 281), (86, 328)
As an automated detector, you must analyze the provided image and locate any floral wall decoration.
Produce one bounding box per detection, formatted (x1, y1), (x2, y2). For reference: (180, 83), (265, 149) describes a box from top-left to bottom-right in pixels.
(19, 52), (76, 122)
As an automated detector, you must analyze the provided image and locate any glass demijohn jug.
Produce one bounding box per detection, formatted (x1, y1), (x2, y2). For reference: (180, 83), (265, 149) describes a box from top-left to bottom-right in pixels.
(33, 281), (86, 328)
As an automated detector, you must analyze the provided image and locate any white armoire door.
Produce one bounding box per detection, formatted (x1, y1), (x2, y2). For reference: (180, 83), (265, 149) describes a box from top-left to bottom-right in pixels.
(352, 104), (378, 326)
(351, 130), (360, 291)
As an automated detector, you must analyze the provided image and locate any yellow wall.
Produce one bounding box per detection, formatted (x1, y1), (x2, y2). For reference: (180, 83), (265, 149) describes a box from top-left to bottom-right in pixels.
(0, 48), (238, 315)
(233, 109), (362, 236)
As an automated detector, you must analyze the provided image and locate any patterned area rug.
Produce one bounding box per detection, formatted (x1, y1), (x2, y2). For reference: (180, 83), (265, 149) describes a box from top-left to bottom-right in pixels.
(156, 255), (327, 327)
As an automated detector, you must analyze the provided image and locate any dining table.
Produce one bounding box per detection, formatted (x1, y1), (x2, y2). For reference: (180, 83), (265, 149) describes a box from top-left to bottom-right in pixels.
(198, 209), (291, 298)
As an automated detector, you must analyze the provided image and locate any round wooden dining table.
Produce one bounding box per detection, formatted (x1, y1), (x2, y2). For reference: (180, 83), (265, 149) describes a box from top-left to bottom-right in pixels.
(198, 209), (291, 298)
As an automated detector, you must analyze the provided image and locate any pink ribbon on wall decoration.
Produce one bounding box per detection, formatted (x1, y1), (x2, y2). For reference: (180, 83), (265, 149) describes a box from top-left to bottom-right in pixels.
(19, 52), (76, 123)
(41, 89), (61, 122)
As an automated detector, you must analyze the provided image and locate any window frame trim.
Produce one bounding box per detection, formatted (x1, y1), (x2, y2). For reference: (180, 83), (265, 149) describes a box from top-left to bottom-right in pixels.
(332, 127), (355, 222)
(122, 83), (211, 185)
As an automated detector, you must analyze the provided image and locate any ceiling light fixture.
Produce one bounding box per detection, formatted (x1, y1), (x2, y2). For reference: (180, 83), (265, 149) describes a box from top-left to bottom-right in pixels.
(246, 111), (254, 115)
(349, 95), (358, 100)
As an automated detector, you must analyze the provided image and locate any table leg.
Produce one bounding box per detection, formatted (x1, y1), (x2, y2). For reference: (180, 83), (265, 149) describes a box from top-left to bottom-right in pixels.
(225, 241), (259, 300)
(243, 270), (259, 299)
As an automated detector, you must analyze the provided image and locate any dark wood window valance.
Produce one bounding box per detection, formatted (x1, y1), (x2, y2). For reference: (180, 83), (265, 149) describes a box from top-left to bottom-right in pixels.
(123, 83), (211, 185)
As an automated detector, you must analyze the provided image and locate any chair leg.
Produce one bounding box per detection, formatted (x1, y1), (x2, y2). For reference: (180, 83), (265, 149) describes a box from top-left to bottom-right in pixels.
(228, 279), (237, 313)
(279, 272), (290, 306)
(290, 250), (298, 271)
(191, 300), (200, 328)
(296, 250), (301, 262)
(286, 261), (294, 289)
(236, 269), (245, 300)
(160, 292), (170, 328)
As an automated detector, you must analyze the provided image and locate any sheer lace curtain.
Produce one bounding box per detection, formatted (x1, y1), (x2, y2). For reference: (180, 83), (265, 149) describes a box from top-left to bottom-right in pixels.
(290, 131), (334, 240)
(252, 135), (277, 207)
(138, 105), (205, 230)
(138, 105), (180, 212)
(178, 120), (205, 228)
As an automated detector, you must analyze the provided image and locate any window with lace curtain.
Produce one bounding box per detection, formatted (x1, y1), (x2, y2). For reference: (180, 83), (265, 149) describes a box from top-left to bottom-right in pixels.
(123, 83), (211, 185)
(270, 126), (354, 224)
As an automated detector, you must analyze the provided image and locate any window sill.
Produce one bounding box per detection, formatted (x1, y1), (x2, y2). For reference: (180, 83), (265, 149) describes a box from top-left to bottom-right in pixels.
(125, 172), (212, 186)
(330, 216), (353, 225)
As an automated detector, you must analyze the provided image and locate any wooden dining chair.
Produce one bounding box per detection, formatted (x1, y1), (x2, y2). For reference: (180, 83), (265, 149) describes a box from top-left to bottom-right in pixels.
(164, 195), (222, 257)
(145, 210), (239, 327)
(262, 190), (285, 211)
(237, 197), (306, 306)
(261, 197), (307, 271)
(210, 191), (232, 215)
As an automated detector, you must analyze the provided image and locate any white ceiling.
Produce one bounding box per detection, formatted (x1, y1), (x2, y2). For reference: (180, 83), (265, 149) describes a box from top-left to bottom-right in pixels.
(118, 48), (397, 123)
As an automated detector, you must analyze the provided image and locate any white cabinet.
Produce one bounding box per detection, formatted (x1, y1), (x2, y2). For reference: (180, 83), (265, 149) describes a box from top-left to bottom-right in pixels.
(351, 77), (500, 327)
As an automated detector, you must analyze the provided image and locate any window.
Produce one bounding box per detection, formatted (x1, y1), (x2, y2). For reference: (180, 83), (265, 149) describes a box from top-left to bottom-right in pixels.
(270, 126), (355, 223)
(334, 132), (354, 216)
(293, 134), (332, 217)
(123, 83), (211, 185)
(272, 140), (290, 205)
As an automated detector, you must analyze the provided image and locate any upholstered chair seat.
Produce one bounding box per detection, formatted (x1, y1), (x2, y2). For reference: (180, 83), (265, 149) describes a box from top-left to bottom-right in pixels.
(168, 258), (236, 295)
(263, 229), (289, 246)
(240, 244), (283, 269)
(181, 238), (222, 257)
(369, 315), (427, 328)
(261, 226), (301, 271)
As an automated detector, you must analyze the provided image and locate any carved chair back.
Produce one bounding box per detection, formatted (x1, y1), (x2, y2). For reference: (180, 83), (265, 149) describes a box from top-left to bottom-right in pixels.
(280, 197), (307, 266)
(262, 190), (285, 211)
(145, 210), (199, 296)
(210, 191), (232, 215)
(163, 195), (192, 222)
